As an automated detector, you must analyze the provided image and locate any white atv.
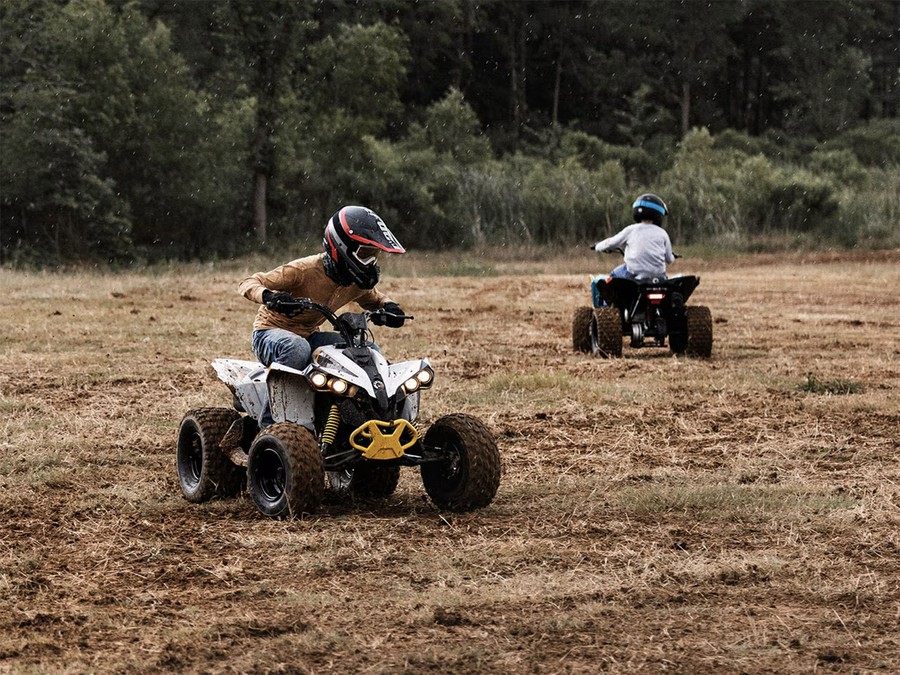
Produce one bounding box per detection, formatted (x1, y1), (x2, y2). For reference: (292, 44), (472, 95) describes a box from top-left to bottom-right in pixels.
(176, 299), (501, 518)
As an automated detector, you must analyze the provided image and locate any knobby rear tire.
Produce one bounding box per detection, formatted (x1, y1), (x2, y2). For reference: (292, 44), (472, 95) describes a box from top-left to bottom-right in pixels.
(686, 305), (713, 357)
(591, 307), (622, 357)
(176, 408), (243, 503)
(572, 306), (593, 353)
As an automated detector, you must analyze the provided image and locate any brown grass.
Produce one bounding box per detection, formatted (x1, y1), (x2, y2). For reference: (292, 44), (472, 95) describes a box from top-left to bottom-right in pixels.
(1, 249), (899, 673)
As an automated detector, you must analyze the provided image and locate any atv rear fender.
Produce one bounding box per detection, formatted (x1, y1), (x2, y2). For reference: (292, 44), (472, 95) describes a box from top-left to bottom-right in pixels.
(211, 359), (315, 431)
(592, 274), (700, 310)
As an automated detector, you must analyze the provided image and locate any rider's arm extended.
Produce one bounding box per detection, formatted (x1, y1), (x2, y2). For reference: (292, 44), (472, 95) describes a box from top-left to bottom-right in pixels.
(666, 239), (675, 265)
(593, 224), (634, 253)
(239, 267), (286, 305)
(664, 235), (675, 264)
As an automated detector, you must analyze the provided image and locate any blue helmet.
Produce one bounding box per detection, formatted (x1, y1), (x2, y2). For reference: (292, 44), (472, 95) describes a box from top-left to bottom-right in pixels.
(632, 193), (668, 226)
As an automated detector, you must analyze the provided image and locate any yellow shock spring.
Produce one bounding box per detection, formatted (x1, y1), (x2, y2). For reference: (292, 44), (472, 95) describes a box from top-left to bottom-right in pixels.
(322, 403), (340, 446)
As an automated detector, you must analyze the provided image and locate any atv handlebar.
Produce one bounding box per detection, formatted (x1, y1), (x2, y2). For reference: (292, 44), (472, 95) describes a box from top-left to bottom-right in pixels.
(594, 246), (681, 259)
(275, 298), (413, 322)
(273, 297), (413, 346)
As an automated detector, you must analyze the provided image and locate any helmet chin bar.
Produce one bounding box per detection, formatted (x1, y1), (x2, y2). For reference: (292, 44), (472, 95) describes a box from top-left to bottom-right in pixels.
(350, 261), (380, 289)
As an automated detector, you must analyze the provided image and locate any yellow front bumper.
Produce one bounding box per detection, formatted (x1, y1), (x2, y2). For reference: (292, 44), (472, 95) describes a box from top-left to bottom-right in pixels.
(349, 419), (419, 460)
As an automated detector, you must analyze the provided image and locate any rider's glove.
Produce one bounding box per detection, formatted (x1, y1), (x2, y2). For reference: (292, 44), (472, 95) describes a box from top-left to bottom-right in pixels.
(372, 301), (405, 328)
(591, 242), (605, 252)
(262, 289), (294, 314)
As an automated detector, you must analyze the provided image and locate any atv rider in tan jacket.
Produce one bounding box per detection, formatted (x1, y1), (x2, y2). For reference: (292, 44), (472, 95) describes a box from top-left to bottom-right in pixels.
(239, 206), (407, 375)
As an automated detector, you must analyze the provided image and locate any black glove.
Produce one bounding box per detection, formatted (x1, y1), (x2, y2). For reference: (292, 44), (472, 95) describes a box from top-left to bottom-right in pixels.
(372, 301), (405, 328)
(262, 289), (294, 314)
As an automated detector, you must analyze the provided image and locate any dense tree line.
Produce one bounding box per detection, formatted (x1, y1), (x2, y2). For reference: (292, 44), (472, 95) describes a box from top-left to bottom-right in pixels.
(1, 0), (898, 264)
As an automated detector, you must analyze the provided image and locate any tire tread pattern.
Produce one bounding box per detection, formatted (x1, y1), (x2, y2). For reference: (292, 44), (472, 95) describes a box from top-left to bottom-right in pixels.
(686, 305), (713, 357)
(572, 306), (593, 353)
(248, 422), (324, 518)
(593, 307), (622, 357)
(422, 413), (501, 512)
(177, 407), (241, 503)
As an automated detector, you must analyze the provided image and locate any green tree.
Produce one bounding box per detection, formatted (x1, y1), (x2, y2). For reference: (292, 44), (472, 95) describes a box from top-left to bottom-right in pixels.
(1, 83), (132, 263)
(769, 0), (874, 138)
(214, 1), (315, 243)
(1, 0), (230, 262)
(274, 21), (409, 237)
(1, 0), (132, 263)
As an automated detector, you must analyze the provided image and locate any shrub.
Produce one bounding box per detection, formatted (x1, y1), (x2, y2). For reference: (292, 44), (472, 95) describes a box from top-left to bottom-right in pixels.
(807, 149), (868, 187)
(558, 130), (655, 184)
(764, 170), (840, 234)
(660, 128), (754, 244)
(826, 119), (900, 167)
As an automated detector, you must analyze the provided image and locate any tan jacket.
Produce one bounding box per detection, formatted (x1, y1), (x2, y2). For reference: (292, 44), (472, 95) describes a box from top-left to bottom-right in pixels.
(238, 253), (392, 336)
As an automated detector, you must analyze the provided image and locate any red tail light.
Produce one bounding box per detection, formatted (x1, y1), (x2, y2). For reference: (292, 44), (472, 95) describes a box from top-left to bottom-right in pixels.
(647, 292), (665, 304)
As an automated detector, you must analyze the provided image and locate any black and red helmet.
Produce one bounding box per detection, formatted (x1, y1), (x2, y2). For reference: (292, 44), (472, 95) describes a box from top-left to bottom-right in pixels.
(322, 206), (405, 288)
(632, 193), (668, 226)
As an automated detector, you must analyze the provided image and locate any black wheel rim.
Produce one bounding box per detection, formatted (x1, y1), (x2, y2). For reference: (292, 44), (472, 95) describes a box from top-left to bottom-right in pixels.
(437, 438), (464, 488)
(255, 446), (286, 504)
(180, 430), (203, 488)
(328, 469), (354, 491)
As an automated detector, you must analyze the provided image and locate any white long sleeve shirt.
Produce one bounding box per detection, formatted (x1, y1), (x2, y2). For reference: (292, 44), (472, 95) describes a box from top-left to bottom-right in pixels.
(594, 222), (674, 279)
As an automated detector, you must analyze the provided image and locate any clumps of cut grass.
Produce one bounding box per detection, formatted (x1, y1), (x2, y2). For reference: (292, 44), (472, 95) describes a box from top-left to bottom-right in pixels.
(488, 371), (574, 393)
(799, 374), (864, 395)
(612, 483), (856, 522)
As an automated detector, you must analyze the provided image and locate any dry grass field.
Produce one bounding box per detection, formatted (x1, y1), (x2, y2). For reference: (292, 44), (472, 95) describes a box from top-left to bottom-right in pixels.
(1, 248), (898, 673)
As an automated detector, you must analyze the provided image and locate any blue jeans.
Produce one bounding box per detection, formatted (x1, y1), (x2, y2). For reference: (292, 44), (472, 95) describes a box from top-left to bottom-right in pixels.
(250, 329), (384, 427)
(609, 264), (667, 282)
(251, 329), (344, 370)
(609, 263), (636, 280)
(251, 329), (344, 427)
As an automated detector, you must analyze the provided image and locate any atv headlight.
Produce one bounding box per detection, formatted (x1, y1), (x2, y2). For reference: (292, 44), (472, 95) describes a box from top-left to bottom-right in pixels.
(402, 367), (434, 394)
(309, 371), (328, 389)
(307, 370), (356, 396)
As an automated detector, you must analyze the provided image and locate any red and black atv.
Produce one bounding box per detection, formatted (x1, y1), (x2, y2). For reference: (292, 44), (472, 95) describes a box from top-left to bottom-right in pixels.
(572, 257), (713, 358)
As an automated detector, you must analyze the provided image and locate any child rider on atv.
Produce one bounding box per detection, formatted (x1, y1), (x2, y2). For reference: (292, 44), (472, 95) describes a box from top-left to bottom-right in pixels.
(592, 193), (674, 281)
(239, 205), (408, 375)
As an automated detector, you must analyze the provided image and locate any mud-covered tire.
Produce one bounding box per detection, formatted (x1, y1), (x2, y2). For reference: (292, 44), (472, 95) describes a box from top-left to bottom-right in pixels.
(247, 423), (323, 518)
(421, 413), (500, 512)
(591, 307), (622, 357)
(572, 306), (593, 353)
(686, 305), (713, 357)
(333, 463), (401, 499)
(176, 408), (243, 503)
